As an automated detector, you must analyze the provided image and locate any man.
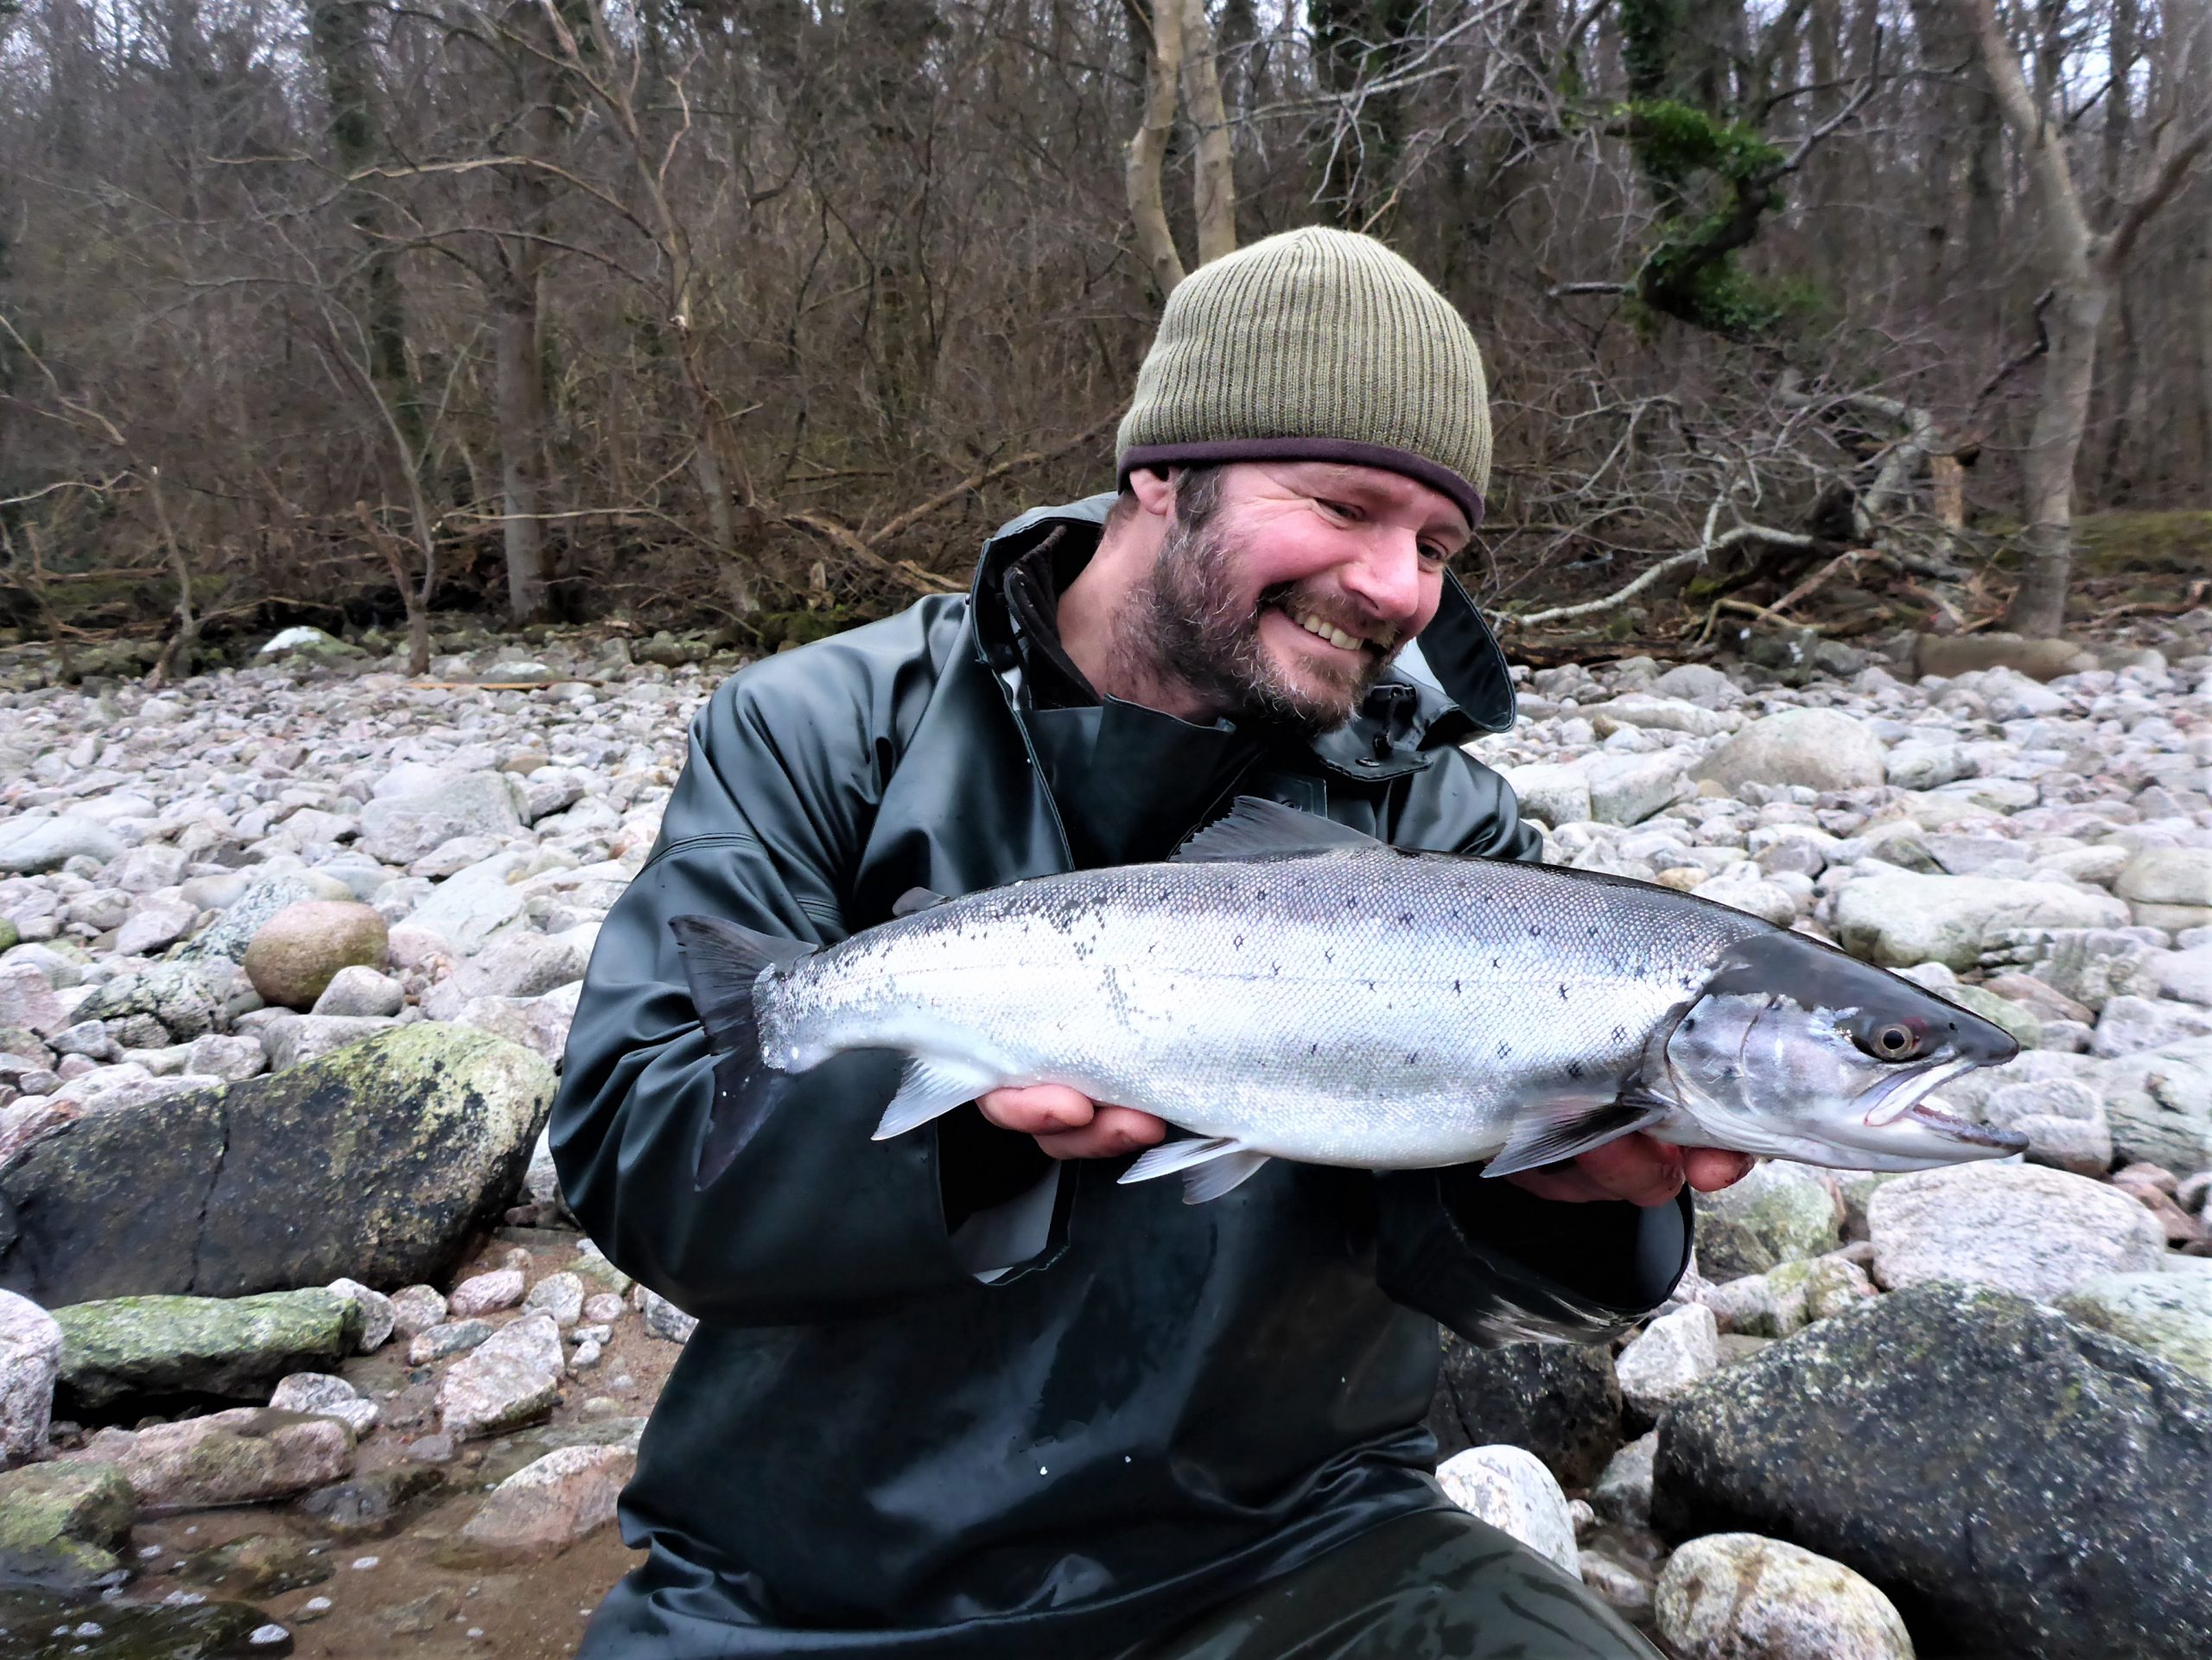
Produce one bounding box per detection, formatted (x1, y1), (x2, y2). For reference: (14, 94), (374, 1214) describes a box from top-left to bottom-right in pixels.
(551, 226), (1750, 1660)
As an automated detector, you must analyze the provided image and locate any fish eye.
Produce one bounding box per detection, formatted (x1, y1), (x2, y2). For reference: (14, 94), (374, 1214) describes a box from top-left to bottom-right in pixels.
(1856, 1021), (1924, 1061)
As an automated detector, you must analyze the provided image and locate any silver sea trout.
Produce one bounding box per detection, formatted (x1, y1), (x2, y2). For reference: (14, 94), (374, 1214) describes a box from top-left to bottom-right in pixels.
(671, 797), (2024, 1201)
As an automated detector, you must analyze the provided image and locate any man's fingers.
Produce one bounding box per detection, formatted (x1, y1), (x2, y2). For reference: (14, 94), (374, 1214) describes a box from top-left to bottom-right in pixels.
(1034, 1105), (1167, 1161)
(976, 1084), (1095, 1135)
(1565, 1131), (1688, 1207)
(1683, 1148), (1758, 1192)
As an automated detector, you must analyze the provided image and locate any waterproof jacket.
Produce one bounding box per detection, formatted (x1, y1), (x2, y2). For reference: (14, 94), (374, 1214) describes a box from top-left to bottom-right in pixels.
(550, 494), (1693, 1659)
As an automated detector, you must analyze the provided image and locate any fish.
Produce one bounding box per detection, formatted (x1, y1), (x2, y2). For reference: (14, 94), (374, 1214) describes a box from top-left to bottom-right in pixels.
(670, 797), (2024, 1203)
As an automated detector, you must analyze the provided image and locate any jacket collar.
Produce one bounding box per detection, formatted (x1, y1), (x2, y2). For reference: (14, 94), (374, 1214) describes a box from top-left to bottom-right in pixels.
(968, 493), (1520, 753)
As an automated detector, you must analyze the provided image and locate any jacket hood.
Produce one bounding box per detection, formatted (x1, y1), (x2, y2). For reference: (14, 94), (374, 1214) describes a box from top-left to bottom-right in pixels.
(969, 493), (1520, 743)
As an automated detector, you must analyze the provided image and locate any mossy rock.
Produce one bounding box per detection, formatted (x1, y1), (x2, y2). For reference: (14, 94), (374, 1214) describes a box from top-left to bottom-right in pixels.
(54, 1290), (359, 1412)
(0, 919), (16, 955)
(0, 1461), (133, 1592)
(1693, 1160), (1840, 1280)
(0, 1025), (555, 1306)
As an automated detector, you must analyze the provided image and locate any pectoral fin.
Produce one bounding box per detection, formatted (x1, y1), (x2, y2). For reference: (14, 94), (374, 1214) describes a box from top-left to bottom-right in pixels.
(1482, 1097), (1672, 1180)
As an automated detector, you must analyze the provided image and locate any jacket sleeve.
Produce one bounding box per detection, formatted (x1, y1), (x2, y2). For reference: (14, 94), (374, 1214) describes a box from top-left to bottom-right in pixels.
(1371, 744), (1694, 1344)
(549, 656), (994, 1326)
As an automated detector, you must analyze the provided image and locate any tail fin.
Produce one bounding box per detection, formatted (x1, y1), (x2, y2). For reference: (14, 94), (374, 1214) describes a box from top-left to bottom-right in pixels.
(668, 915), (813, 1056)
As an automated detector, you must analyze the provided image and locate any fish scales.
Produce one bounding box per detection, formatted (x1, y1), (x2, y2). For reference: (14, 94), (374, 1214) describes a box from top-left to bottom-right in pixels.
(760, 849), (1763, 1168)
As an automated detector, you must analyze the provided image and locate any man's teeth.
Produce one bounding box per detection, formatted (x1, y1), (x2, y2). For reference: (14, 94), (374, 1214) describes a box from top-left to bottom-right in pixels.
(1292, 610), (1367, 652)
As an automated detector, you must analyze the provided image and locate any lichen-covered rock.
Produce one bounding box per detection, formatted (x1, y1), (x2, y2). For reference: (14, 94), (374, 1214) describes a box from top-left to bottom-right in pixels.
(0, 1024), (553, 1305)
(2056, 1272), (2212, 1384)
(1693, 1161), (1840, 1280)
(1868, 1163), (2165, 1301)
(175, 868), (352, 966)
(268, 1371), (379, 1437)
(69, 960), (227, 1041)
(242, 900), (388, 1010)
(1436, 1446), (1578, 1574)
(522, 1272), (584, 1327)
(454, 1443), (633, 1561)
(1653, 1282), (2212, 1660)
(0, 1460), (133, 1591)
(1655, 1532), (1914, 1660)
(53, 1290), (359, 1411)
(388, 1284), (448, 1339)
(1428, 1335), (1621, 1487)
(1591, 1430), (1656, 1528)
(0, 1290), (61, 1466)
(72, 1407), (353, 1512)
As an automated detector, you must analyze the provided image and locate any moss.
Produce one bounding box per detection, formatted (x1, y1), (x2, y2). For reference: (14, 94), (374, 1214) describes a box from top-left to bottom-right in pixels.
(2073, 510), (2212, 576)
(54, 1290), (359, 1410)
(0, 1461), (133, 1592)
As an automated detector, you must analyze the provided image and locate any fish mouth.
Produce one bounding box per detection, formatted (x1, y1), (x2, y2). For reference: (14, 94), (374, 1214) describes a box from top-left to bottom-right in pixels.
(1859, 1055), (1977, 1128)
(1901, 1095), (2028, 1151)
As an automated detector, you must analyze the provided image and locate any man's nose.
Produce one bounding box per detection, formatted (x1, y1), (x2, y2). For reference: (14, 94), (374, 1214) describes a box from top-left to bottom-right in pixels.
(1339, 531), (1425, 622)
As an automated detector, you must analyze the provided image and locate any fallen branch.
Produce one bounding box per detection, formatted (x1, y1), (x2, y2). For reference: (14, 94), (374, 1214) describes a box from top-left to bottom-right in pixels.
(782, 511), (966, 596)
(1497, 512), (1818, 629)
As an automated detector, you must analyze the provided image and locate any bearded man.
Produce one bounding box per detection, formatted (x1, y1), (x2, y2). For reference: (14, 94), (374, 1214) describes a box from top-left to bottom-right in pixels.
(552, 226), (1750, 1660)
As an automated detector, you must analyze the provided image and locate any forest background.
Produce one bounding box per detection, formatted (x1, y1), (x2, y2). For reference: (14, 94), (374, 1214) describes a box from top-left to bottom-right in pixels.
(1, 0), (2208, 675)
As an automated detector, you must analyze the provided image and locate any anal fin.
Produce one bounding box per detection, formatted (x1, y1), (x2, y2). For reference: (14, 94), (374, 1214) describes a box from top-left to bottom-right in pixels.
(873, 1056), (1001, 1141)
(1119, 1136), (1271, 1204)
(1482, 1097), (1670, 1180)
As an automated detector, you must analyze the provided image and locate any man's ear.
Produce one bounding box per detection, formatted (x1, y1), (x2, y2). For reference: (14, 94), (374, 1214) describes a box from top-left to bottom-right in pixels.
(1127, 465), (1176, 518)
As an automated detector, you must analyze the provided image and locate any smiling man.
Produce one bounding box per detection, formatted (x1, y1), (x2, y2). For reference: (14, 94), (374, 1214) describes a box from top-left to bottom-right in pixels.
(553, 228), (1741, 1660)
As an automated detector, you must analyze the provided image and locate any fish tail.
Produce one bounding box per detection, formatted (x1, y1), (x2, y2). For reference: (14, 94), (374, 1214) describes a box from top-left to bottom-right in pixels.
(668, 915), (814, 1056)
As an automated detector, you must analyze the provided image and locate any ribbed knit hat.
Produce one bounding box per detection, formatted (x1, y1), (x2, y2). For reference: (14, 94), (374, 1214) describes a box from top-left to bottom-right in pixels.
(1117, 226), (1491, 527)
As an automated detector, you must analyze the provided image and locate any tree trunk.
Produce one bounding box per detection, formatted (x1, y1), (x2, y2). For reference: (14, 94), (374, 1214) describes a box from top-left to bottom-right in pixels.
(1181, 0), (1237, 264)
(493, 283), (550, 625)
(2009, 277), (2107, 635)
(1128, 0), (1188, 295)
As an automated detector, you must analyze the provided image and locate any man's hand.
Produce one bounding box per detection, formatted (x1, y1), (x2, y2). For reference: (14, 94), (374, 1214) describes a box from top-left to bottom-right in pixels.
(1501, 1133), (1754, 1206)
(977, 1086), (1168, 1161)
(976, 1090), (1752, 1203)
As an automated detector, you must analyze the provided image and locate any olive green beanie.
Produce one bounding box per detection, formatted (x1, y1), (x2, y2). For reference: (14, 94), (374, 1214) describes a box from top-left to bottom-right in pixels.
(1116, 226), (1491, 526)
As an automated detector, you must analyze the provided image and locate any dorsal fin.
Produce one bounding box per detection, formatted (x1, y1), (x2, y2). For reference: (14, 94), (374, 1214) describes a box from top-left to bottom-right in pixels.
(891, 887), (950, 918)
(1171, 797), (1383, 864)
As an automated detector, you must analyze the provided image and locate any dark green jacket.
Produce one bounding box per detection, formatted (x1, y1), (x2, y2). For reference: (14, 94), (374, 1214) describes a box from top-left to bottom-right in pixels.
(550, 495), (1692, 1658)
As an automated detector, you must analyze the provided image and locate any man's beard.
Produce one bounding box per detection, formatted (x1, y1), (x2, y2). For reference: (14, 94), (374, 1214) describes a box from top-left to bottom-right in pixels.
(1113, 512), (1406, 737)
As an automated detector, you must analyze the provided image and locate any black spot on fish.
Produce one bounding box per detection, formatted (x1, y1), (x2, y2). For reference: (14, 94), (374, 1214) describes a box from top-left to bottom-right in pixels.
(1683, 1016), (1697, 1031)
(1405, 1051), (1420, 1065)
(1559, 983), (1569, 1000)
(1612, 1025), (1626, 1040)
(1497, 1042), (1512, 1057)
(1308, 1042), (1319, 1057)
(1453, 979), (1462, 994)
(1530, 925), (1542, 938)
(1567, 1061), (1585, 1079)
(1396, 912), (1414, 926)
(1233, 933), (1244, 948)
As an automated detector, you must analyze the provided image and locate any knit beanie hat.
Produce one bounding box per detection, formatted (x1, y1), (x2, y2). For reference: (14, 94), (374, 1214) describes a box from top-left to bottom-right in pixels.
(1116, 226), (1491, 528)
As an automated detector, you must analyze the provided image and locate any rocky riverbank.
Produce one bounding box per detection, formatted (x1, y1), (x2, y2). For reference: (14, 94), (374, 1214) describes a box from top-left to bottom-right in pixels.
(2, 609), (2210, 1658)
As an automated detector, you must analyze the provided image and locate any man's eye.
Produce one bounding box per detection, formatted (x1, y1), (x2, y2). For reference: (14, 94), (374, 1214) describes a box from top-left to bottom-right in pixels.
(1318, 499), (1361, 522)
(1419, 543), (1450, 565)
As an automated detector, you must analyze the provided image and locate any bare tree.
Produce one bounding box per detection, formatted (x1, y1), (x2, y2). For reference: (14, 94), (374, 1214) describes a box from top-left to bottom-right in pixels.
(1960, 0), (2211, 635)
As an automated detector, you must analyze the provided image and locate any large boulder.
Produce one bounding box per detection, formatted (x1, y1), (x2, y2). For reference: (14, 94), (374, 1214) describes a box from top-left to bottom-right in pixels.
(1652, 1282), (2212, 1660)
(2102, 1036), (2212, 1172)
(241, 900), (388, 1010)
(1581, 752), (1692, 826)
(1655, 1532), (1914, 1660)
(0, 1025), (554, 1305)
(53, 1290), (359, 1412)
(1834, 872), (2131, 971)
(1692, 1161), (1840, 1280)
(1429, 1336), (1621, 1487)
(2116, 849), (2212, 932)
(1693, 708), (1885, 794)
(1867, 1164), (2165, 1301)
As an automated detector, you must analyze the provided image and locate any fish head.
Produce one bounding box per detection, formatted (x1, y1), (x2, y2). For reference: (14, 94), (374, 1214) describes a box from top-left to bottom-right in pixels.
(1659, 931), (2024, 1171)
